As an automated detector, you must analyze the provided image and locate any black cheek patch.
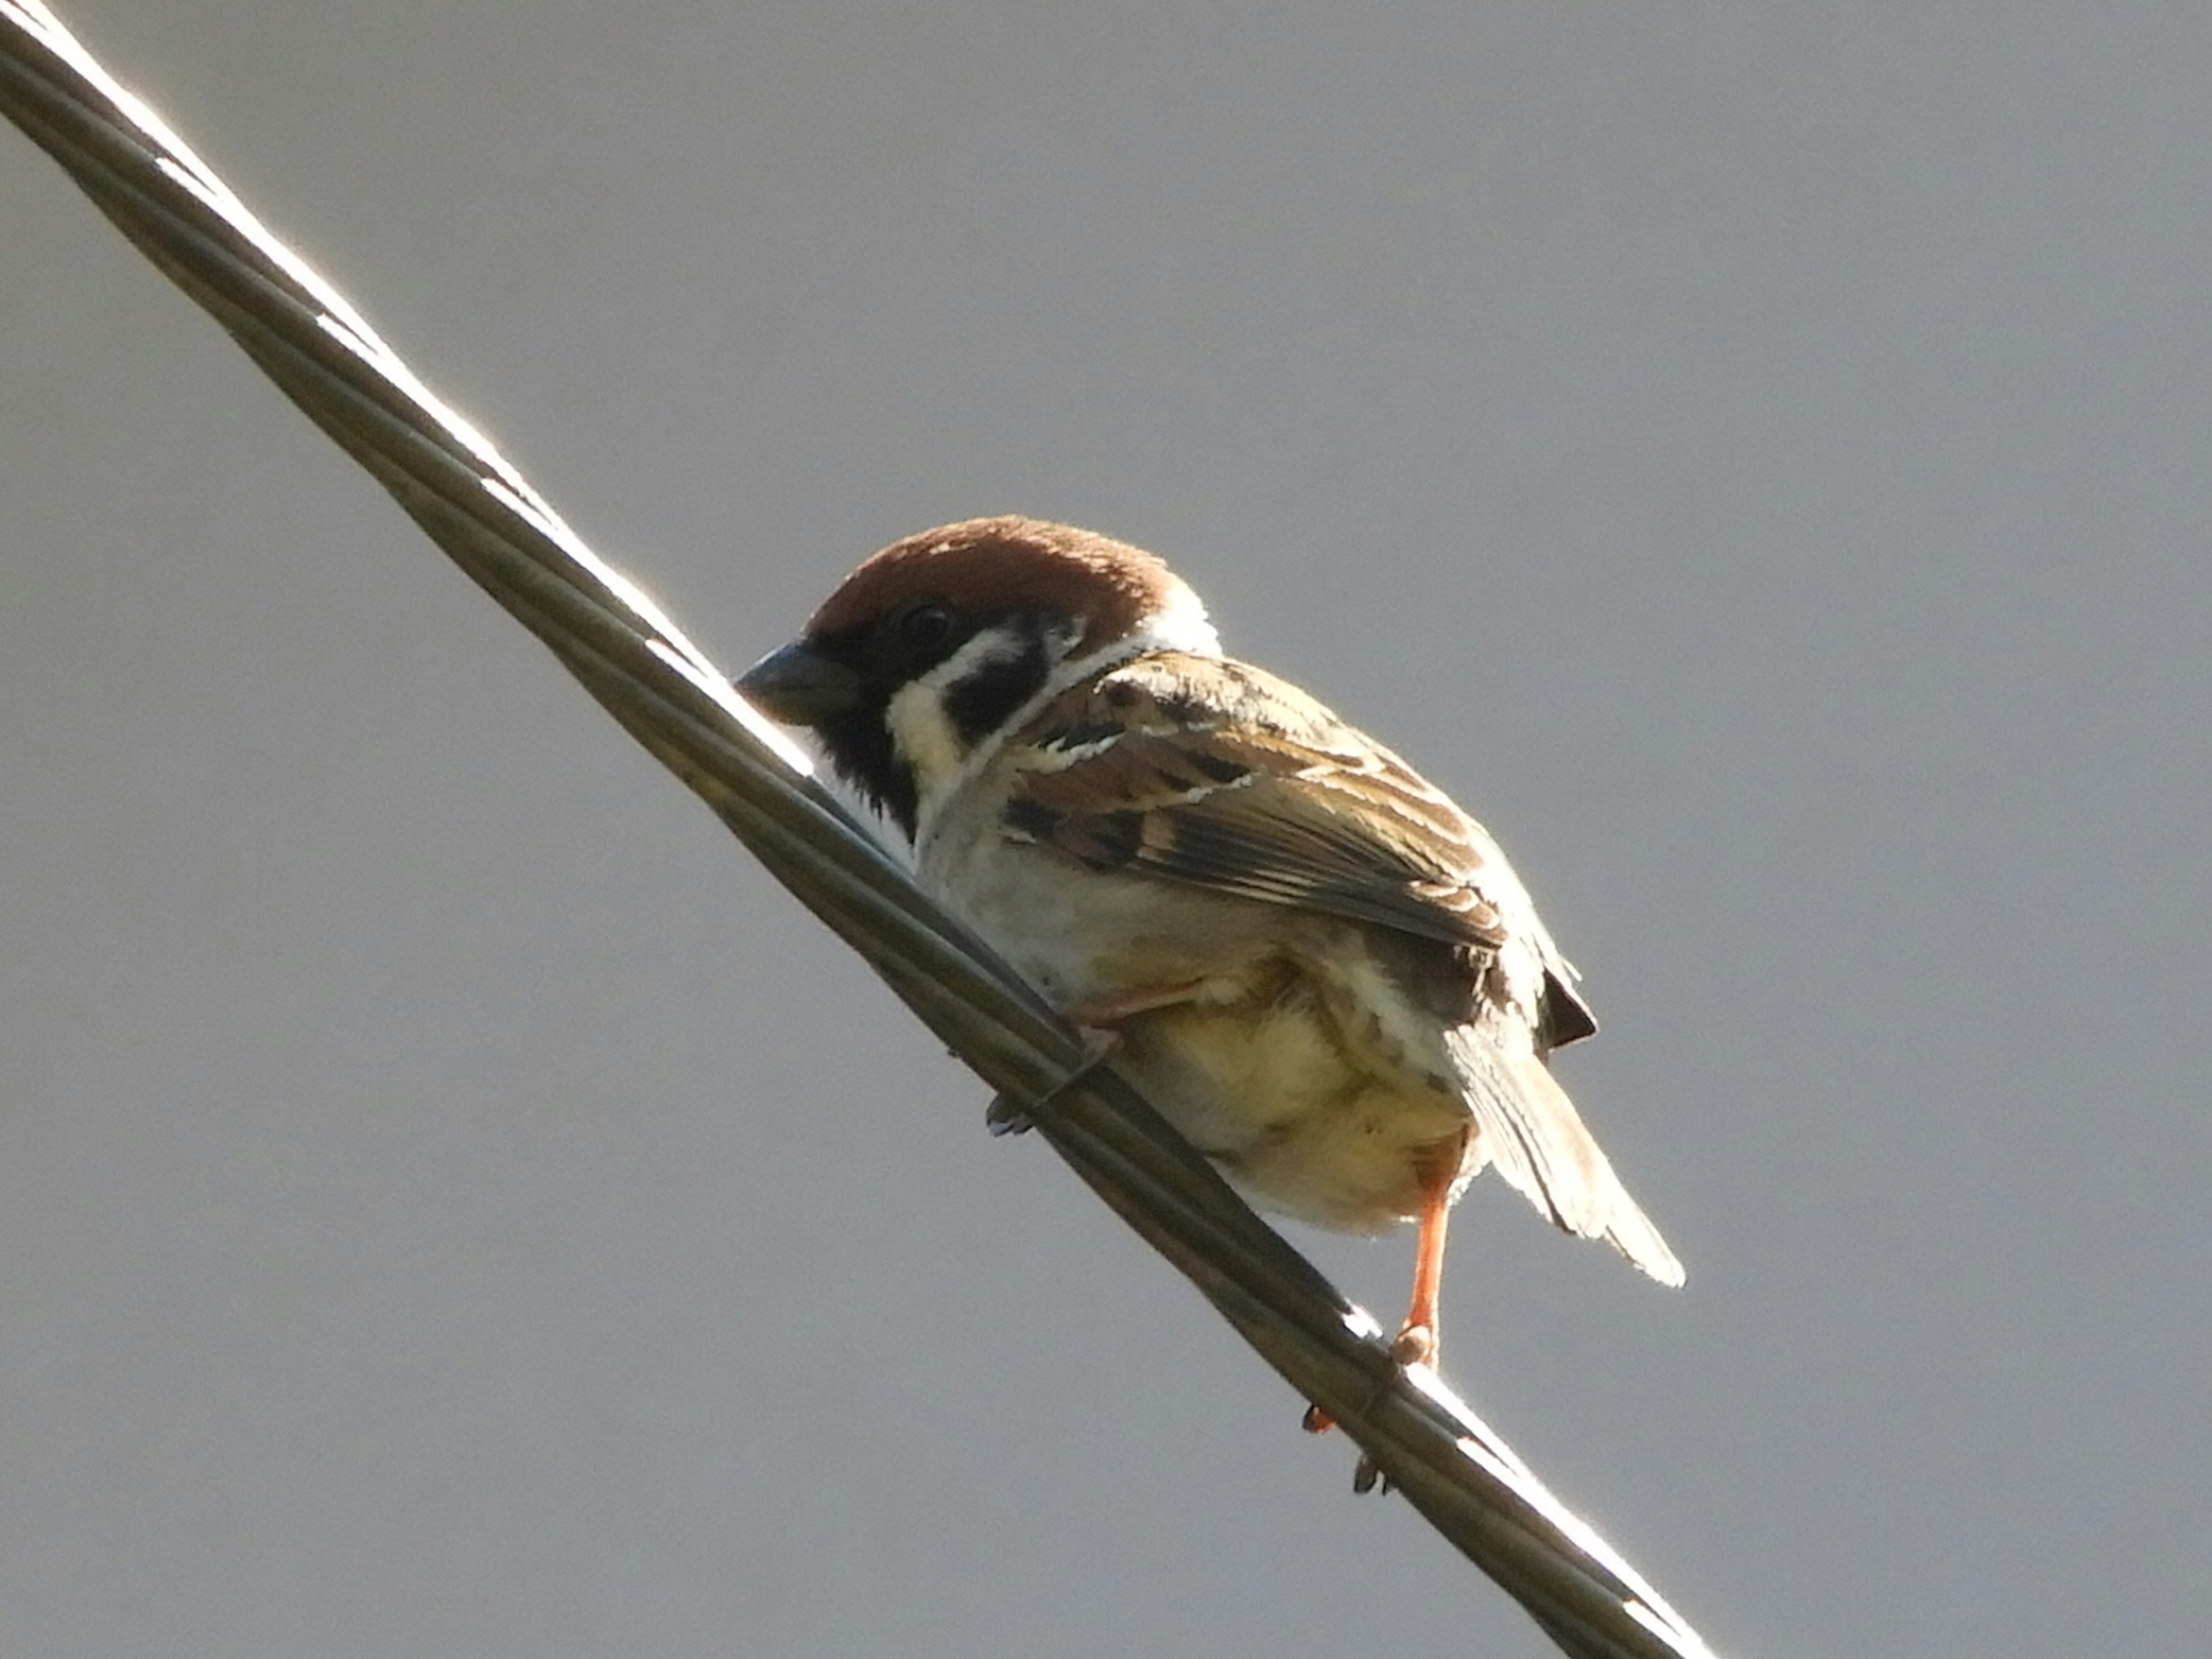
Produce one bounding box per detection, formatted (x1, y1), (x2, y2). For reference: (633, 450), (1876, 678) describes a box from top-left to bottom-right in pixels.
(942, 632), (1054, 748)
(815, 700), (919, 843)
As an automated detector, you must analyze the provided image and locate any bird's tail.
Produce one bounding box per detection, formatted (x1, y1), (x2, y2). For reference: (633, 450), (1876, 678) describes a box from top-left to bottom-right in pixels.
(1450, 1029), (1685, 1287)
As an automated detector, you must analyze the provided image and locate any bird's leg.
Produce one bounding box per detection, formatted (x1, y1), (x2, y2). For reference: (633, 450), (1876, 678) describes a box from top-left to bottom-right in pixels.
(985, 992), (1178, 1136)
(1314, 1141), (1464, 1493)
(984, 1024), (1123, 1135)
(1299, 1184), (1454, 1446)
(1392, 1177), (1452, 1368)
(1388, 1126), (1468, 1369)
(1301, 1173), (1455, 1434)
(1062, 979), (1211, 1025)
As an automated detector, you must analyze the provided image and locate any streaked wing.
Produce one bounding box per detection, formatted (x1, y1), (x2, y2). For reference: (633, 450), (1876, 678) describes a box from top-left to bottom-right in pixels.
(998, 656), (1601, 1051)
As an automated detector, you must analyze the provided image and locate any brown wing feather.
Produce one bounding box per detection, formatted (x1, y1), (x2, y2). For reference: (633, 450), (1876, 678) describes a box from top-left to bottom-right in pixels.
(1001, 653), (1520, 956)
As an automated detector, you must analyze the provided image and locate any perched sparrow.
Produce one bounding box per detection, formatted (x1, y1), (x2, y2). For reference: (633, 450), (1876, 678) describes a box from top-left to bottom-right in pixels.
(738, 517), (1681, 1387)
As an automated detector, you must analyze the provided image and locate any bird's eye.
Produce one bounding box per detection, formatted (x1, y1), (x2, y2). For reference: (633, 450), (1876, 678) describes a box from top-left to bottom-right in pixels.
(894, 601), (956, 653)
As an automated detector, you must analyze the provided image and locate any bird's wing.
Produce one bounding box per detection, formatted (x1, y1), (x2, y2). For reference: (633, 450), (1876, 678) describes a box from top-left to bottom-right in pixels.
(999, 652), (1596, 1046)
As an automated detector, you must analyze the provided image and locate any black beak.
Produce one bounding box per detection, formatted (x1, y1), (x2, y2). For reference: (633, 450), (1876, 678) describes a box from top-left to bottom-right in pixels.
(735, 641), (864, 728)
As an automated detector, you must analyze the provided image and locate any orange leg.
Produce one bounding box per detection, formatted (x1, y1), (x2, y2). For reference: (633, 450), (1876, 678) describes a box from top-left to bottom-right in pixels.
(1393, 1180), (1451, 1368)
(1303, 1146), (1461, 1479)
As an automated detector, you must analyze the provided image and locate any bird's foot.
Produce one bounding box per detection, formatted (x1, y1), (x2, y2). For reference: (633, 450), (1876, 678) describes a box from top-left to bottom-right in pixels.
(1300, 1403), (1388, 1491)
(1389, 1321), (1438, 1369)
(983, 1026), (1122, 1137)
(1300, 1321), (1436, 1493)
(983, 1092), (1033, 1135)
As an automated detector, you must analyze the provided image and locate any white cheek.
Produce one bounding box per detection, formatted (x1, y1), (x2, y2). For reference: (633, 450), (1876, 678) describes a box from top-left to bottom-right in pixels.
(885, 626), (1036, 826)
(885, 676), (968, 805)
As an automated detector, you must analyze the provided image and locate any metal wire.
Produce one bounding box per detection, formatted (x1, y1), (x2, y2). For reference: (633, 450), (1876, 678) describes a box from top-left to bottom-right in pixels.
(0, 7), (1721, 1654)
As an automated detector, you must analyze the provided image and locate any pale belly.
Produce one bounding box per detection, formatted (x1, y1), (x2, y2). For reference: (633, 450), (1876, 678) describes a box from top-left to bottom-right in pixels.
(1109, 978), (1478, 1233)
(920, 828), (1480, 1234)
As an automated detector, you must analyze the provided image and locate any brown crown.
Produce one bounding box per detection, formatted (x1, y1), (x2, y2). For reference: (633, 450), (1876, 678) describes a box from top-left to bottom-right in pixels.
(805, 517), (1192, 657)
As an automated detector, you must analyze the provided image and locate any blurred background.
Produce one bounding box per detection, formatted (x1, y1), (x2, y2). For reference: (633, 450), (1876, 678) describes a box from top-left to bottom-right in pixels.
(4, 4), (2207, 1655)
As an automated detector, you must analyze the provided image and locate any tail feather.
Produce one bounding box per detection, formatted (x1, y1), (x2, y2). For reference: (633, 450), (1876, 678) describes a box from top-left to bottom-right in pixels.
(1448, 1027), (1685, 1287)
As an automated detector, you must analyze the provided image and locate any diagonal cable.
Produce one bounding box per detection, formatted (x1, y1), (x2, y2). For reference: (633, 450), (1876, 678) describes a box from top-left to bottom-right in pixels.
(0, 6), (1721, 1656)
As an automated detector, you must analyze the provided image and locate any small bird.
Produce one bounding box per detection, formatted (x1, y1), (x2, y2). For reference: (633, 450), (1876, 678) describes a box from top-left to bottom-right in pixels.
(737, 517), (1681, 1392)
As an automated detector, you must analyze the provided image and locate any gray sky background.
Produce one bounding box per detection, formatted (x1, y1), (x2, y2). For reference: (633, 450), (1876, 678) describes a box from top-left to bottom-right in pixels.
(4, 5), (2207, 1656)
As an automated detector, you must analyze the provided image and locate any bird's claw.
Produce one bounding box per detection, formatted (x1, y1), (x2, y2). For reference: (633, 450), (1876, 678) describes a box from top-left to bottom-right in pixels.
(1351, 1455), (1393, 1495)
(1389, 1322), (1437, 1368)
(983, 1092), (1034, 1135)
(983, 1028), (1120, 1137)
